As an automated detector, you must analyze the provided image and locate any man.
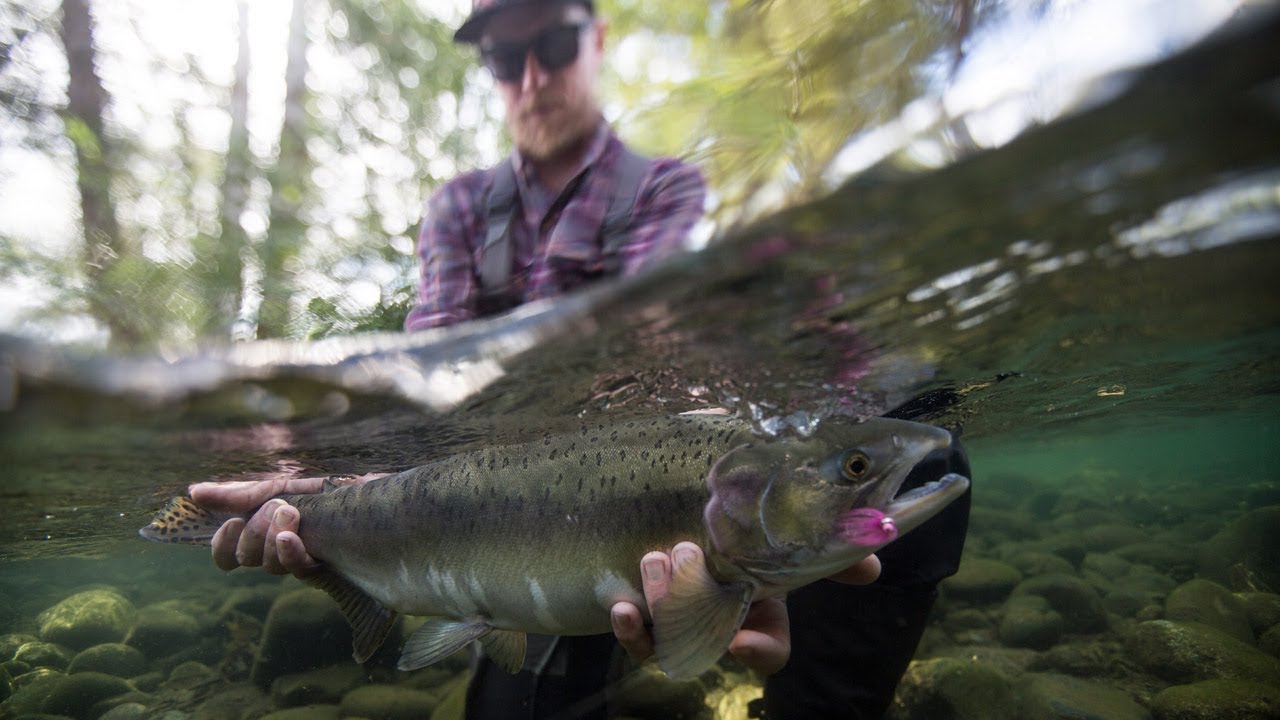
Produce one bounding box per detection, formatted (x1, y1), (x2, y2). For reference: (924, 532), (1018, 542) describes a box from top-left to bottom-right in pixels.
(194, 1), (969, 718)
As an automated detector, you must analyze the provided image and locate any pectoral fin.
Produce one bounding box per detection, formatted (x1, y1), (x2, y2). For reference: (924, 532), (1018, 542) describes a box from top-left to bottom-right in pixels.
(651, 558), (753, 681)
(399, 618), (490, 671)
(479, 629), (528, 673)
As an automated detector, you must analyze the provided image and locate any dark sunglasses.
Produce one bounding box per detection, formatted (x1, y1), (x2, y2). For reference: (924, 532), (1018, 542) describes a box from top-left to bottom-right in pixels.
(481, 22), (590, 83)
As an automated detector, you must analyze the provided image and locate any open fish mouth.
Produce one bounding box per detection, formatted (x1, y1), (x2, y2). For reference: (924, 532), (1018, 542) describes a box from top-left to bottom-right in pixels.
(884, 472), (970, 534)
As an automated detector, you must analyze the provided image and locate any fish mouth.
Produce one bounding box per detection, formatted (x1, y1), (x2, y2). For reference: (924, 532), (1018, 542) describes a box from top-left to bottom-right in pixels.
(882, 472), (970, 535)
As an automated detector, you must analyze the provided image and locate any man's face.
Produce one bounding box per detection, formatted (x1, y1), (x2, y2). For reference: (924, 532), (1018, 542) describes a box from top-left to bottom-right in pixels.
(480, 3), (604, 163)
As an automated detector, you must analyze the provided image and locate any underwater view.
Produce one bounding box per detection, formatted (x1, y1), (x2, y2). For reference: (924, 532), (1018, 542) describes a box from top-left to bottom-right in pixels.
(2, 2), (1280, 720)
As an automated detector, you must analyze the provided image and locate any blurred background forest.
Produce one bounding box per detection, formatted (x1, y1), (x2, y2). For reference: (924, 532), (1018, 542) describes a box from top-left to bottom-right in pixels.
(1, 0), (1232, 351)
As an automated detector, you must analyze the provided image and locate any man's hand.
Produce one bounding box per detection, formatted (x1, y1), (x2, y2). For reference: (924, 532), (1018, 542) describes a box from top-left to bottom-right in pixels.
(190, 474), (388, 578)
(610, 542), (881, 676)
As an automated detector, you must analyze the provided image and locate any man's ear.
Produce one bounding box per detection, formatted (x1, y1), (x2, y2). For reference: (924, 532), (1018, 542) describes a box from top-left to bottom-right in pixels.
(592, 19), (607, 54)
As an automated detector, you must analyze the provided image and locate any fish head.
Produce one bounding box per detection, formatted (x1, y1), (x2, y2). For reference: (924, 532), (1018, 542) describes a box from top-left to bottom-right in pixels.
(703, 416), (969, 588)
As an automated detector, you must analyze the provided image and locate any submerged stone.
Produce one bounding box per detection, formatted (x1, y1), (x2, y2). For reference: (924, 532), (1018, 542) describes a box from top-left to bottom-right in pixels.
(944, 558), (1023, 604)
(260, 704), (342, 720)
(67, 643), (147, 677)
(1200, 506), (1280, 592)
(1125, 620), (1280, 684)
(340, 684), (441, 720)
(13, 642), (74, 671)
(999, 594), (1064, 650)
(1150, 678), (1280, 720)
(125, 606), (202, 659)
(40, 671), (133, 718)
(270, 664), (366, 707)
(0, 633), (40, 663)
(1235, 592), (1280, 635)
(251, 588), (351, 687)
(1165, 579), (1254, 644)
(1017, 672), (1150, 720)
(887, 657), (1018, 720)
(36, 590), (135, 651)
(1012, 573), (1109, 633)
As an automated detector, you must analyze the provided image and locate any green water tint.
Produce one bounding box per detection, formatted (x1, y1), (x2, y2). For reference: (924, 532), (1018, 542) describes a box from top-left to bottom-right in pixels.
(3, 12), (1280, 720)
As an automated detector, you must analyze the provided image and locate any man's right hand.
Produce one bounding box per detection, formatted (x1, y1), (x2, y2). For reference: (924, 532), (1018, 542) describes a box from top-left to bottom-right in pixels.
(190, 474), (388, 578)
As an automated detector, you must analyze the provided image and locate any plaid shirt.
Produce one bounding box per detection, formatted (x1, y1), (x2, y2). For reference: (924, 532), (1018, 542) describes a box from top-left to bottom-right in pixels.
(404, 122), (706, 331)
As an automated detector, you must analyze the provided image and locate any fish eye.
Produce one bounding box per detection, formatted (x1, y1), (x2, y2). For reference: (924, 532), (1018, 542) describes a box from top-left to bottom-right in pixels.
(841, 451), (871, 481)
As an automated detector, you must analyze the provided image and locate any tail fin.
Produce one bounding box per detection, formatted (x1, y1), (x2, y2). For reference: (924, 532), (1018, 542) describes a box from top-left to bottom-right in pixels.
(138, 496), (235, 545)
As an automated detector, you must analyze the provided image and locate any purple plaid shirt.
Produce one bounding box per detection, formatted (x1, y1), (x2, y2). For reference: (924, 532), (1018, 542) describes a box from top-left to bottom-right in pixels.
(404, 122), (706, 331)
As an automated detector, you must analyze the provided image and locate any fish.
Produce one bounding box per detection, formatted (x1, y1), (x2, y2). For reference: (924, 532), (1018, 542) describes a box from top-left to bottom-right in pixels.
(140, 414), (969, 680)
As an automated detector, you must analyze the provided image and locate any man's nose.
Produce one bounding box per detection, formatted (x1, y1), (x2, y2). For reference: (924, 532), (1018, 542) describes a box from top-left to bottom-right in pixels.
(521, 48), (549, 93)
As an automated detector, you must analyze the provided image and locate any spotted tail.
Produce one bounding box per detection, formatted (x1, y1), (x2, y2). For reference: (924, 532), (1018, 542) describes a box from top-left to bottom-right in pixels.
(138, 496), (237, 545)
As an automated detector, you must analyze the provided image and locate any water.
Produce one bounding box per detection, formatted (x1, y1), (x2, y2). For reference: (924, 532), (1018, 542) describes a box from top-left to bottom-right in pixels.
(2, 9), (1279, 720)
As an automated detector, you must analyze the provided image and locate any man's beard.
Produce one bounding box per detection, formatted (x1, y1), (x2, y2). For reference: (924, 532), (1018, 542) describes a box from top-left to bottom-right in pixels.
(512, 96), (598, 163)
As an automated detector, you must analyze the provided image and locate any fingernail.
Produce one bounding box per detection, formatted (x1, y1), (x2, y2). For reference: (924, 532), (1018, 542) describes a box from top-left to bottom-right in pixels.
(272, 506), (293, 527)
(643, 557), (664, 583)
(673, 545), (696, 566)
(611, 608), (630, 631)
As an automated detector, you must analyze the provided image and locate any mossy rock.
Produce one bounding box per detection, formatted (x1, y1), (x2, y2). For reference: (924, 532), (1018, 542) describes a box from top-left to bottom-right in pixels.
(610, 662), (709, 719)
(1012, 573), (1108, 633)
(14, 642), (75, 671)
(0, 633), (40, 662)
(1150, 678), (1280, 720)
(260, 704), (342, 720)
(98, 702), (150, 720)
(1165, 580), (1253, 644)
(1004, 551), (1076, 578)
(1199, 506), (1280, 592)
(125, 606), (202, 659)
(944, 558), (1023, 604)
(67, 643), (146, 677)
(1080, 524), (1149, 552)
(37, 590), (136, 650)
(270, 663), (366, 707)
(1260, 625), (1280, 659)
(1125, 620), (1280, 684)
(1235, 592), (1280, 635)
(1017, 672), (1150, 720)
(431, 673), (470, 720)
(2, 669), (65, 716)
(40, 671), (134, 718)
(887, 657), (1018, 720)
(339, 684), (441, 720)
(193, 682), (272, 720)
(251, 588), (351, 687)
(999, 595), (1063, 650)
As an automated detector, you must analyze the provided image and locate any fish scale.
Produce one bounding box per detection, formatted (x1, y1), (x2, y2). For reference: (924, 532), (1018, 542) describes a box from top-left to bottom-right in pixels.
(141, 413), (969, 680)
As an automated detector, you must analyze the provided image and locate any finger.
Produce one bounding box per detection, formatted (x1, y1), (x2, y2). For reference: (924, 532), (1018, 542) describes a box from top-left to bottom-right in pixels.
(211, 518), (246, 572)
(610, 602), (654, 660)
(236, 499), (284, 568)
(640, 551), (672, 609)
(827, 554), (881, 585)
(275, 531), (319, 579)
(190, 476), (327, 513)
(729, 598), (791, 675)
(262, 503), (299, 575)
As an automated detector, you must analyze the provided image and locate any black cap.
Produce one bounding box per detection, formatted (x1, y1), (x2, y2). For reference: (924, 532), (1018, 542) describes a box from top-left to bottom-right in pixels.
(454, 0), (595, 45)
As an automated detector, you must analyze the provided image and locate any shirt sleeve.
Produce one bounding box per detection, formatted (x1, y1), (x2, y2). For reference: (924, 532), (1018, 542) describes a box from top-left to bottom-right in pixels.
(403, 174), (485, 332)
(618, 158), (707, 275)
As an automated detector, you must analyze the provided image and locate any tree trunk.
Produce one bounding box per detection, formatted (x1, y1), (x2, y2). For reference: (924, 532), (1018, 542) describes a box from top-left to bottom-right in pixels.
(60, 0), (138, 346)
(257, 0), (310, 339)
(200, 0), (252, 338)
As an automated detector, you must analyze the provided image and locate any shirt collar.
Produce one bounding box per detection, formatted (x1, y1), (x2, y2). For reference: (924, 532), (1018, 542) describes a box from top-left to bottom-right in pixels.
(511, 117), (612, 197)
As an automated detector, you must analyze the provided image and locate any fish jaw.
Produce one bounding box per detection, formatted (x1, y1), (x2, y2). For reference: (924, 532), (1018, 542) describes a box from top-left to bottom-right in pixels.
(704, 417), (964, 590)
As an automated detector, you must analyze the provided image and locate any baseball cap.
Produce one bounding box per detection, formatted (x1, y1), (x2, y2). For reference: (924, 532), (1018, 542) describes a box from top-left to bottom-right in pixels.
(454, 0), (595, 44)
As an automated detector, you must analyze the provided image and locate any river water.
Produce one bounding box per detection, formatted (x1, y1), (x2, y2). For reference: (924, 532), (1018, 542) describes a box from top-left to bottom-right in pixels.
(1, 7), (1278, 720)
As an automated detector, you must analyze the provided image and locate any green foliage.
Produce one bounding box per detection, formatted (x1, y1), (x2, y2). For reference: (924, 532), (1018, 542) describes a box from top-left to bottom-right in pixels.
(1, 0), (982, 349)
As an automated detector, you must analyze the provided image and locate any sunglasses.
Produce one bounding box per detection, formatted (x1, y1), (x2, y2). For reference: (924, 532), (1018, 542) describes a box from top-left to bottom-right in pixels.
(481, 22), (590, 83)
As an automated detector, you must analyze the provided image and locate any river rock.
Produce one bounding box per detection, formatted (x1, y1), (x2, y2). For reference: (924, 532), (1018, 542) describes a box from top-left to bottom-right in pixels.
(40, 670), (133, 718)
(340, 684), (440, 719)
(1150, 678), (1280, 720)
(1034, 535), (1088, 569)
(1080, 524), (1150, 552)
(999, 595), (1064, 650)
(1012, 573), (1108, 633)
(1029, 639), (1126, 678)
(887, 657), (1018, 720)
(67, 643), (146, 677)
(1017, 672), (1150, 720)
(193, 682), (272, 720)
(970, 507), (1038, 542)
(611, 661), (708, 719)
(251, 588), (351, 687)
(1199, 506), (1280, 591)
(1004, 551), (1076, 578)
(271, 663), (366, 707)
(2, 669), (64, 716)
(261, 705), (342, 720)
(1235, 592), (1280, 634)
(37, 590), (136, 650)
(13, 642), (74, 671)
(944, 558), (1023, 604)
(1083, 552), (1133, 581)
(216, 587), (281, 621)
(1115, 542), (1198, 580)
(0, 633), (39, 662)
(125, 605), (202, 659)
(1165, 579), (1253, 643)
(99, 702), (150, 720)
(1260, 625), (1280, 658)
(1125, 620), (1280, 684)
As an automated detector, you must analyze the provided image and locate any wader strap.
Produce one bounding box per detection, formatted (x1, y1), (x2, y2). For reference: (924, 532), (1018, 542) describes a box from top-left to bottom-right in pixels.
(477, 148), (652, 297)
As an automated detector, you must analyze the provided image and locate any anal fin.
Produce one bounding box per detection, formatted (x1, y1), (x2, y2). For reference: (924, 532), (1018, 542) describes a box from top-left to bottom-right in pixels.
(399, 618), (490, 671)
(479, 629), (527, 673)
(652, 556), (753, 681)
(305, 568), (398, 663)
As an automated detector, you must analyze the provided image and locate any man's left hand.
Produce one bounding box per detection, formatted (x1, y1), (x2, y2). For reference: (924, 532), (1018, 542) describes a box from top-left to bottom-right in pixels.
(610, 542), (881, 676)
